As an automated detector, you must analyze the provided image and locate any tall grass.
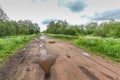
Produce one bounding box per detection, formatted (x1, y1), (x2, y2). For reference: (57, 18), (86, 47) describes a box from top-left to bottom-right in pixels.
(0, 34), (38, 64)
(75, 36), (120, 62)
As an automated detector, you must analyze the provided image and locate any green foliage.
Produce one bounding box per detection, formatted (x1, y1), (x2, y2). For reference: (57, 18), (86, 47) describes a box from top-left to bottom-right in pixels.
(0, 34), (38, 64)
(75, 36), (120, 62)
(0, 7), (40, 37)
(0, 7), (41, 65)
(45, 20), (120, 38)
(85, 22), (98, 34)
(0, 7), (9, 21)
(94, 22), (120, 37)
(45, 20), (84, 35)
(0, 19), (40, 37)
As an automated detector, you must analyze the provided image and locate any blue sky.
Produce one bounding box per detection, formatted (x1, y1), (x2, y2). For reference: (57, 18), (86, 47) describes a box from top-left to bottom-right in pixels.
(0, 0), (120, 31)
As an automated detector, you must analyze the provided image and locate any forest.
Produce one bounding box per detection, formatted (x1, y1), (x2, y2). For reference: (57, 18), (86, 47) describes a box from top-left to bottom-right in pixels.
(45, 19), (120, 38)
(0, 7), (40, 37)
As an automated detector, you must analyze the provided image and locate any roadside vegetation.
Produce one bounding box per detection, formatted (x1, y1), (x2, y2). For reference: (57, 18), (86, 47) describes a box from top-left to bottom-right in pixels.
(0, 7), (40, 37)
(0, 19), (40, 37)
(75, 36), (120, 62)
(0, 7), (41, 65)
(45, 20), (120, 62)
(0, 34), (40, 65)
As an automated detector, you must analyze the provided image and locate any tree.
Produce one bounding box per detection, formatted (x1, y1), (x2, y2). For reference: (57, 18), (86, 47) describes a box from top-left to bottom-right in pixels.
(0, 6), (9, 21)
(0, 6), (40, 37)
(85, 22), (98, 34)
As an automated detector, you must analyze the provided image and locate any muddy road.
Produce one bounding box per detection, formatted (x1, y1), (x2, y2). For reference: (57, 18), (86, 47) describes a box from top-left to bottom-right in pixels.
(0, 36), (120, 80)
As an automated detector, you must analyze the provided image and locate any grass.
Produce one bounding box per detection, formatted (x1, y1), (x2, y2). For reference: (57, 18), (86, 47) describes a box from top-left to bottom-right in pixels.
(46, 34), (120, 62)
(0, 34), (40, 65)
(74, 36), (120, 62)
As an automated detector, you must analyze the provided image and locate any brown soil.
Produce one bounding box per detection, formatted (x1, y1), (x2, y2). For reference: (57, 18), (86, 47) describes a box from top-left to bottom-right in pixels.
(0, 36), (120, 80)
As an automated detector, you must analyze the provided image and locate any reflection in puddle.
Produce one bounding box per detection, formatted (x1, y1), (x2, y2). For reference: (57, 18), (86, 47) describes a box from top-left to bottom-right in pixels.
(40, 44), (42, 47)
(40, 36), (46, 40)
(40, 43), (44, 47)
(81, 52), (90, 57)
(40, 49), (47, 56)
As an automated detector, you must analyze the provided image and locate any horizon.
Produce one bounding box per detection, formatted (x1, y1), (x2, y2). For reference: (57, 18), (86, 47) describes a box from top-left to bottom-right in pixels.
(0, 0), (120, 31)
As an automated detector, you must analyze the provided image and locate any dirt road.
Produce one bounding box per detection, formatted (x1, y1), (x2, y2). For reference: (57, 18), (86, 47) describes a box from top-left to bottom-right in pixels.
(0, 36), (120, 80)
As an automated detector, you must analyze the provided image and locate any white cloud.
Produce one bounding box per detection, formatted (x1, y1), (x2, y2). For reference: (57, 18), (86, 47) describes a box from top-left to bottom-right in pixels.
(93, 9), (120, 21)
(84, 0), (120, 16)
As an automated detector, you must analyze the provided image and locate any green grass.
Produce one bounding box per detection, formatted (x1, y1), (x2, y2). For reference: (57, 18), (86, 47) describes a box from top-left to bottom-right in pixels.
(0, 34), (39, 65)
(46, 34), (120, 62)
(74, 36), (120, 62)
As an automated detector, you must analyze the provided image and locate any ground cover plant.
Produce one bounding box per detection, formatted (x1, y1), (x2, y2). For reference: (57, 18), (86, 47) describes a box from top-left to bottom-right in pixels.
(75, 36), (120, 62)
(0, 34), (38, 64)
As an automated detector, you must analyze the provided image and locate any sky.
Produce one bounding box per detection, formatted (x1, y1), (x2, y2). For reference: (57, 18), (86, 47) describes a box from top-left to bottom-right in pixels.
(0, 0), (120, 31)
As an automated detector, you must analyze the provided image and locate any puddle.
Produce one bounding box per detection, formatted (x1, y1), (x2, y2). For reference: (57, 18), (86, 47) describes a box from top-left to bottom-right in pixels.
(40, 36), (46, 43)
(40, 43), (44, 47)
(40, 49), (47, 56)
(40, 44), (42, 47)
(48, 41), (56, 44)
(40, 36), (46, 40)
(23, 48), (26, 51)
(81, 52), (90, 57)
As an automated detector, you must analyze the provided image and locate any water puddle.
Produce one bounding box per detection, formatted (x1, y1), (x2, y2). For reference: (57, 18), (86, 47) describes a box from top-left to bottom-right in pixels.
(81, 52), (90, 57)
(40, 43), (44, 47)
(40, 49), (47, 56)
(48, 41), (56, 44)
(40, 36), (46, 40)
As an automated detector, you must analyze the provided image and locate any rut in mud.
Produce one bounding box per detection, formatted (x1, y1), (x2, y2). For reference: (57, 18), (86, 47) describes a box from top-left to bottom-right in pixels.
(0, 36), (120, 80)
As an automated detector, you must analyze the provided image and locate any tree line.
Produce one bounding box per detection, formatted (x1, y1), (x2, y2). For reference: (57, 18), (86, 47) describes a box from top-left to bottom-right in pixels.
(0, 7), (40, 37)
(0, 19), (40, 37)
(45, 20), (120, 38)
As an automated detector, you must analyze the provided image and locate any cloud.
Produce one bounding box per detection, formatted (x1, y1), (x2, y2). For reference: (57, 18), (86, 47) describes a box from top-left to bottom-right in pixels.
(31, 0), (50, 3)
(41, 18), (59, 25)
(31, 0), (35, 2)
(64, 0), (87, 13)
(81, 15), (92, 20)
(93, 9), (120, 21)
(31, 0), (87, 13)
